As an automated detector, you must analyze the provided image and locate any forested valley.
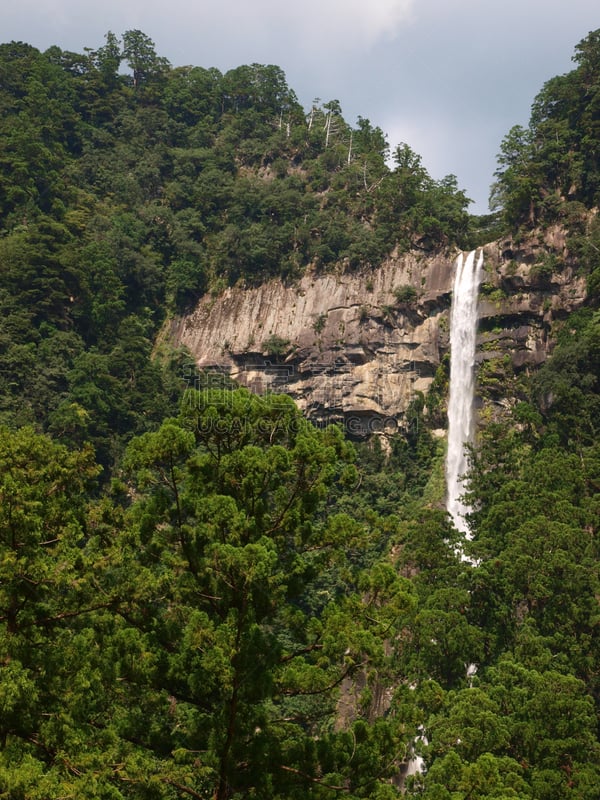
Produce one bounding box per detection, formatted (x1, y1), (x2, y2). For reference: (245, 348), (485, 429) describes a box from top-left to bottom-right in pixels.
(0, 26), (600, 800)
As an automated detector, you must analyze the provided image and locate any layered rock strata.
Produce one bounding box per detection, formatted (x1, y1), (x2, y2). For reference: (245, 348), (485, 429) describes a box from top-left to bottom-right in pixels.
(169, 228), (587, 433)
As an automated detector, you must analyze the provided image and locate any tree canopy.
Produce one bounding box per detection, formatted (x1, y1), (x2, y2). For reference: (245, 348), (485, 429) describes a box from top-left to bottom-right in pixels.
(492, 29), (600, 230)
(0, 26), (600, 800)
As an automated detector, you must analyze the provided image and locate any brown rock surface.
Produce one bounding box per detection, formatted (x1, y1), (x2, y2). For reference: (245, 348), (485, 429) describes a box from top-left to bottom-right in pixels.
(168, 231), (587, 432)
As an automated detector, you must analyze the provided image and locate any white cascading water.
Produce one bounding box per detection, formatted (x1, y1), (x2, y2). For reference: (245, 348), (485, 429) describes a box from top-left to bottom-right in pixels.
(400, 251), (483, 787)
(445, 249), (484, 535)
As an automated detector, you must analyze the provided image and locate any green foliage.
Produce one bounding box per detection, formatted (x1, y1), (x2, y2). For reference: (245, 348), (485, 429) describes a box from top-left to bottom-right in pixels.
(533, 310), (600, 447)
(423, 659), (600, 799)
(492, 29), (600, 231)
(93, 390), (412, 798)
(1, 27), (600, 800)
(393, 284), (418, 305)
(313, 312), (328, 333)
(262, 333), (291, 356)
(122, 29), (170, 90)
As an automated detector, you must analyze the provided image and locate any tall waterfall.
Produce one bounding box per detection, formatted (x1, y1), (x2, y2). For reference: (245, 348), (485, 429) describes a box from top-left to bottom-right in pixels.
(445, 249), (484, 534)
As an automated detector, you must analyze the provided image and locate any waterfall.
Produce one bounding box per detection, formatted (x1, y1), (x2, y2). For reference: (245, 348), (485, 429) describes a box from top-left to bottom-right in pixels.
(445, 249), (483, 535)
(399, 251), (483, 786)
(401, 254), (482, 786)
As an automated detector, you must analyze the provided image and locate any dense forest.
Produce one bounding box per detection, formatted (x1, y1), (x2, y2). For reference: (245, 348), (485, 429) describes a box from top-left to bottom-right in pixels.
(0, 26), (600, 800)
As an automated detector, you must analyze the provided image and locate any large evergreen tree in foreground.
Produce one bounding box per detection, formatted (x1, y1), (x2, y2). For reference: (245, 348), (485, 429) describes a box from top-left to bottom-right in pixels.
(0, 392), (421, 798)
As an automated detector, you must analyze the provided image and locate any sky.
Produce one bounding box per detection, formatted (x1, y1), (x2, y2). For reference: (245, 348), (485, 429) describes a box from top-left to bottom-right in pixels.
(2, 0), (599, 213)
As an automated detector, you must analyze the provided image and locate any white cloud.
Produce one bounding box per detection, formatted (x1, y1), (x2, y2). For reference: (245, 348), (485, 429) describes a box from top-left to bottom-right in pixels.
(152, 0), (416, 67)
(23, 0), (413, 45)
(256, 0), (416, 48)
(2, 0), (416, 76)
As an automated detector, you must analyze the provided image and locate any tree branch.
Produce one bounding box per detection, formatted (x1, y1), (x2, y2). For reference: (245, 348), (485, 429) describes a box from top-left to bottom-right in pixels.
(279, 764), (347, 791)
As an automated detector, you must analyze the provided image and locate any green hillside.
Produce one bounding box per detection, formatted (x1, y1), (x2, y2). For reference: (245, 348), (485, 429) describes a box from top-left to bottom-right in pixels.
(0, 28), (599, 800)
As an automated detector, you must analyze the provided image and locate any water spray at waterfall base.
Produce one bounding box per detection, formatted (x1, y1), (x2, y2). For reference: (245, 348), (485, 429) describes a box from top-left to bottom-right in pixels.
(445, 249), (484, 537)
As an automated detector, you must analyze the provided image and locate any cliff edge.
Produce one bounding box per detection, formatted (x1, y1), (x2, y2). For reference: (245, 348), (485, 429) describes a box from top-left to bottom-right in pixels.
(169, 226), (587, 434)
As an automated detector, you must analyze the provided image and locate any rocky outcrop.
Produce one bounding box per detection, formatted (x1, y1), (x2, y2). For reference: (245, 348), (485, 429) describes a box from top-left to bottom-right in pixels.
(168, 226), (587, 434)
(475, 227), (587, 414)
(170, 252), (452, 435)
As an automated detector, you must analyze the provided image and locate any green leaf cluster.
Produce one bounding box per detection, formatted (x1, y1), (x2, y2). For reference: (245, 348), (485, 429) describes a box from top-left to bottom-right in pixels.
(492, 29), (600, 232)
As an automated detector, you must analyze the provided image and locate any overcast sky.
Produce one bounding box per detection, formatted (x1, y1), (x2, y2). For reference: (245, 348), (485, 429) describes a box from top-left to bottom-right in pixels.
(2, 0), (598, 212)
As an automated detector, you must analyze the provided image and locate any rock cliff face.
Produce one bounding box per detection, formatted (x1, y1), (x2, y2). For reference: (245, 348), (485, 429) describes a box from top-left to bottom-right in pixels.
(168, 226), (587, 435)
